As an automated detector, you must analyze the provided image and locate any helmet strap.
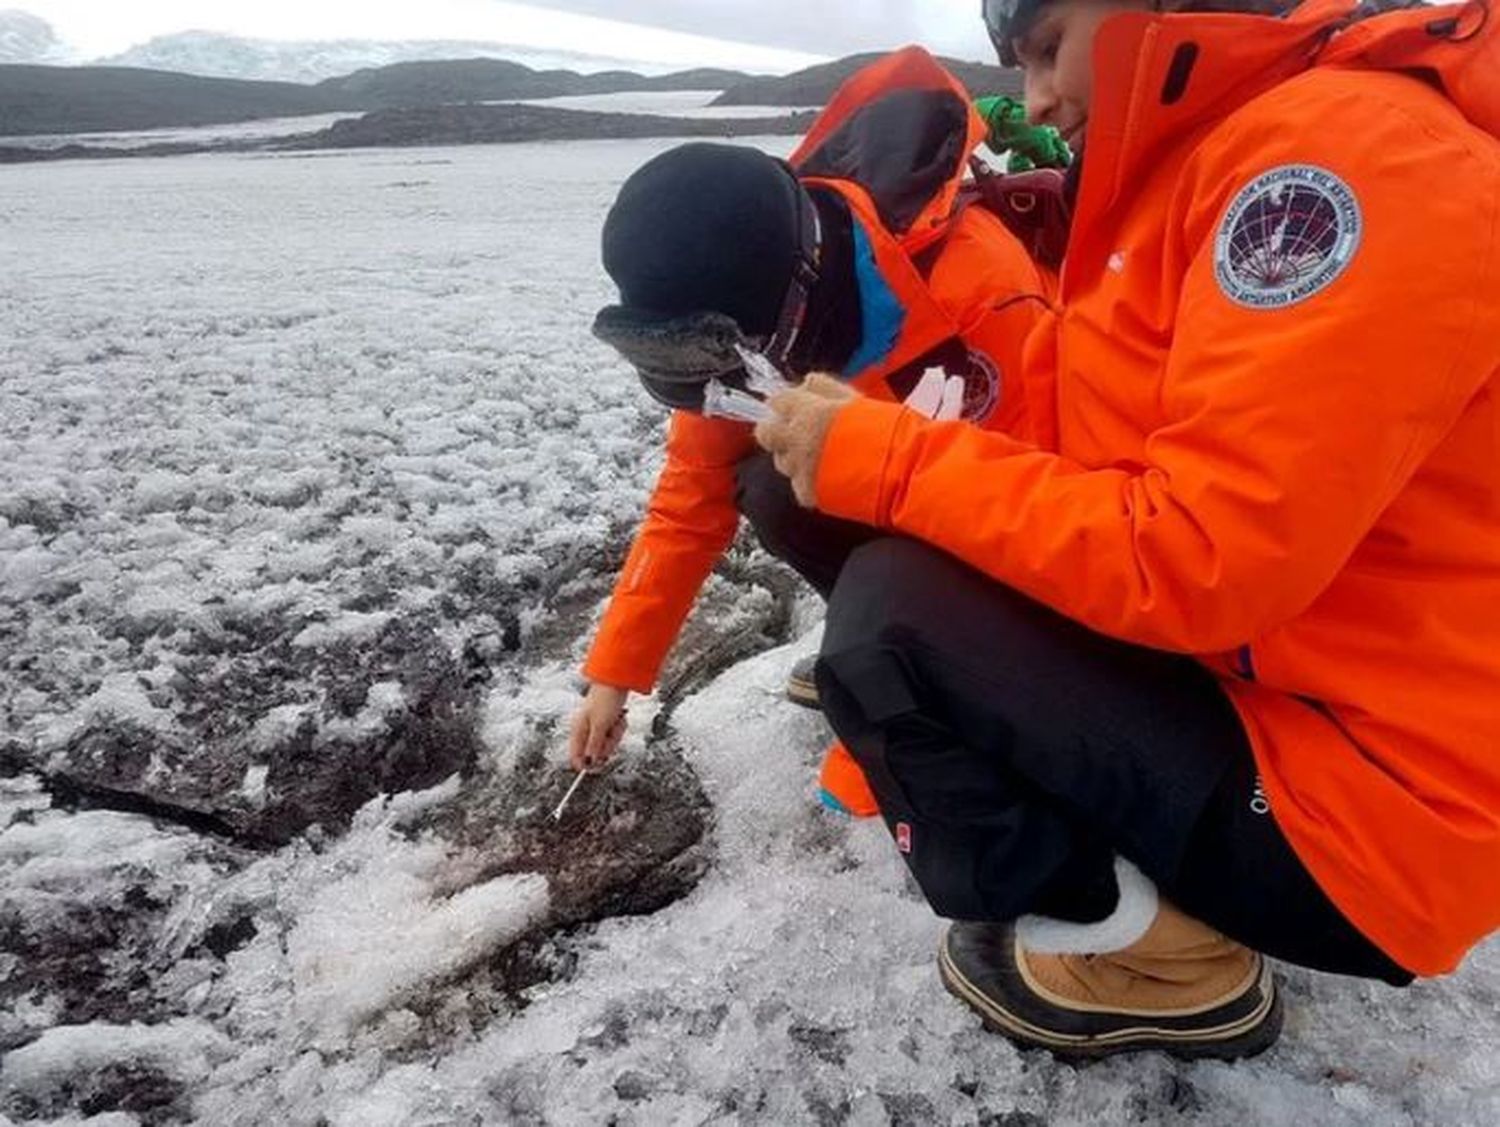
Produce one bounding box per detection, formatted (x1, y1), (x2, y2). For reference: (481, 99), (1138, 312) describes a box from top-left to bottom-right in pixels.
(763, 165), (825, 370)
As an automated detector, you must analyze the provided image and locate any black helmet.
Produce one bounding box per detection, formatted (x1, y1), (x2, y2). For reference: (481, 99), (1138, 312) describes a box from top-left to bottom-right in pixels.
(984, 0), (1311, 66)
(983, 0), (1048, 66)
(598, 142), (823, 412)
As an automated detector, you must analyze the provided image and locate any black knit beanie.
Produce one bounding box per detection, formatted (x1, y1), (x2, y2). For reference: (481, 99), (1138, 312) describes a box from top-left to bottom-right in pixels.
(602, 143), (805, 337)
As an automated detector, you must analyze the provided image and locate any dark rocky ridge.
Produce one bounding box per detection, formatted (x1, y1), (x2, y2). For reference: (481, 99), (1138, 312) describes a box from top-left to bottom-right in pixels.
(0, 49), (1016, 141)
(712, 52), (1021, 106)
(317, 58), (757, 109)
(279, 102), (817, 150)
(0, 102), (816, 164)
(0, 64), (346, 135)
(0, 57), (765, 137)
(98, 28), (754, 87)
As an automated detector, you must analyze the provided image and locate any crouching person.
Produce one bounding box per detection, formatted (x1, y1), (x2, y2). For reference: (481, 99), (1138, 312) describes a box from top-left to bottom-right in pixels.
(573, 49), (1056, 820)
(753, 0), (1500, 1059)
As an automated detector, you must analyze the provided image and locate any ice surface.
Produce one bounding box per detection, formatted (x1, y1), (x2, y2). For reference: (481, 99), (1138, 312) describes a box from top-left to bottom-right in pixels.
(0, 1020), (231, 1094)
(1, 140), (1497, 1125)
(286, 837), (549, 1043)
(510, 90), (819, 119)
(0, 113), (364, 153)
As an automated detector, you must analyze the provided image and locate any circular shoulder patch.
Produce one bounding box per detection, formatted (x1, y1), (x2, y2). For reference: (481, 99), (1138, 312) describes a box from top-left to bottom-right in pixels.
(1214, 165), (1363, 310)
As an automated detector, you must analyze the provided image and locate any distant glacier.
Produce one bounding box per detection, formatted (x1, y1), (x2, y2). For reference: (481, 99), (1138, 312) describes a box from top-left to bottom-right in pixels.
(100, 31), (709, 84)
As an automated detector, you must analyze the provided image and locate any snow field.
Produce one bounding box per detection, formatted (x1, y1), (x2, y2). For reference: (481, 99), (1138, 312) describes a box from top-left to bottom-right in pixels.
(1, 140), (1497, 1125)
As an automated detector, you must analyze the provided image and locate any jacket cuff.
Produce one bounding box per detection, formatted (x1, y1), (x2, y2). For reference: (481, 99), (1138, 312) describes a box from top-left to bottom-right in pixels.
(815, 397), (909, 527)
(581, 650), (656, 696)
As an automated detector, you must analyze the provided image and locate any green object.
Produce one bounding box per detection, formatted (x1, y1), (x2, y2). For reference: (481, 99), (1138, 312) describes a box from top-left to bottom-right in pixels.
(975, 95), (1073, 172)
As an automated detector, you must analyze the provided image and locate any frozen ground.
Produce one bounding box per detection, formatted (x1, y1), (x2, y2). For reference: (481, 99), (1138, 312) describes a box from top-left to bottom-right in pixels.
(0, 114), (364, 153)
(507, 91), (818, 119)
(0, 94), (805, 153)
(1, 142), (1498, 1126)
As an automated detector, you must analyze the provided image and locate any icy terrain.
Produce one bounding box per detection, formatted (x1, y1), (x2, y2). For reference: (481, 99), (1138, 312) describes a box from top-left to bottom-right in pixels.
(508, 91), (819, 120)
(0, 95), (799, 154)
(0, 11), (71, 65)
(0, 115), (365, 154)
(2, 142), (1498, 1126)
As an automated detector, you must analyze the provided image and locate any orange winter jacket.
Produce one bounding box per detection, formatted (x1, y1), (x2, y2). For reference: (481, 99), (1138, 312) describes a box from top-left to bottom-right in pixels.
(584, 48), (1053, 692)
(816, 0), (1500, 974)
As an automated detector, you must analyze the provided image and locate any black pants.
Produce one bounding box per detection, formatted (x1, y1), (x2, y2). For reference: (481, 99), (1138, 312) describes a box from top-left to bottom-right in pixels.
(737, 454), (1412, 985)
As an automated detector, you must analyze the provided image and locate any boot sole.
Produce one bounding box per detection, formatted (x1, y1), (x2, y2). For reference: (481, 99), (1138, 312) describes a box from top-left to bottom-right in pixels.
(785, 677), (821, 711)
(938, 936), (1284, 1063)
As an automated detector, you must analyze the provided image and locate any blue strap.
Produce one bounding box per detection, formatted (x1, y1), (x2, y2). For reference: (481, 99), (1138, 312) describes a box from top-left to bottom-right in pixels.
(841, 222), (907, 378)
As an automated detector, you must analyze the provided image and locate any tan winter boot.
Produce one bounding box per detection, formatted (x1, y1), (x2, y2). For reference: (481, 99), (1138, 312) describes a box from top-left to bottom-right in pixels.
(938, 863), (1282, 1061)
(785, 653), (821, 711)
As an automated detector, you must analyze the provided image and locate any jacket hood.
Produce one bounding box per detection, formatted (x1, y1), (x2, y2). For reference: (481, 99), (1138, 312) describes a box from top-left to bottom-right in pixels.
(791, 46), (987, 256)
(783, 47), (993, 383)
(1319, 0), (1499, 138)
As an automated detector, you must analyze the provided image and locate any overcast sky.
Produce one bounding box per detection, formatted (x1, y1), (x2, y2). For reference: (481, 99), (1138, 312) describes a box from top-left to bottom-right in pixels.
(17, 0), (995, 68)
(534, 1), (995, 59)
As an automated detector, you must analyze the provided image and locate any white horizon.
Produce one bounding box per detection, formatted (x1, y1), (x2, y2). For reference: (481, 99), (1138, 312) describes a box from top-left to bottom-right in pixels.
(9, 1), (831, 73)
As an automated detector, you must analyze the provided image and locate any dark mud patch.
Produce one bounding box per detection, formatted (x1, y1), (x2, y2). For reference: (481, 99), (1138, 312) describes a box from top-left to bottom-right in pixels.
(41, 614), (481, 848)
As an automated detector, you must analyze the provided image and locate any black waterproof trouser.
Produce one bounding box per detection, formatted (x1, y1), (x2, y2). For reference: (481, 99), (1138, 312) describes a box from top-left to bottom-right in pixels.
(737, 453), (1412, 985)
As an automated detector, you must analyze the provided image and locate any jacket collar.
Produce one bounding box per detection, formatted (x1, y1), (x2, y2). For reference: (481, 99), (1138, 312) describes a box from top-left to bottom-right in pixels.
(1072, 0), (1359, 255)
(803, 177), (962, 381)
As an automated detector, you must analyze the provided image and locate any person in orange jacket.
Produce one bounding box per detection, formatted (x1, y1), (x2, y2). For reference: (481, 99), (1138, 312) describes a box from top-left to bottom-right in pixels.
(756, 0), (1500, 1060)
(571, 50), (1057, 813)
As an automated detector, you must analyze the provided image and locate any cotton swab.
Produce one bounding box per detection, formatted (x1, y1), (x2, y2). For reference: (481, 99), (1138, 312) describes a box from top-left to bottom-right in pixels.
(552, 771), (591, 822)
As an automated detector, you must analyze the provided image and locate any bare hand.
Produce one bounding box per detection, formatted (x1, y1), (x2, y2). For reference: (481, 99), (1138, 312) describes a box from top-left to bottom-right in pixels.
(754, 373), (858, 508)
(569, 683), (629, 771)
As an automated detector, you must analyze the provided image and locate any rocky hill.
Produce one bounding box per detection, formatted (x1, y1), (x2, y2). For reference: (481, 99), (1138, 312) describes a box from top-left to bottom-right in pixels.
(100, 31), (715, 85)
(315, 59), (753, 111)
(0, 57), (760, 137)
(0, 65), (345, 135)
(0, 47), (1009, 145)
(713, 52), (1020, 106)
(0, 102), (815, 163)
(279, 102), (815, 150)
